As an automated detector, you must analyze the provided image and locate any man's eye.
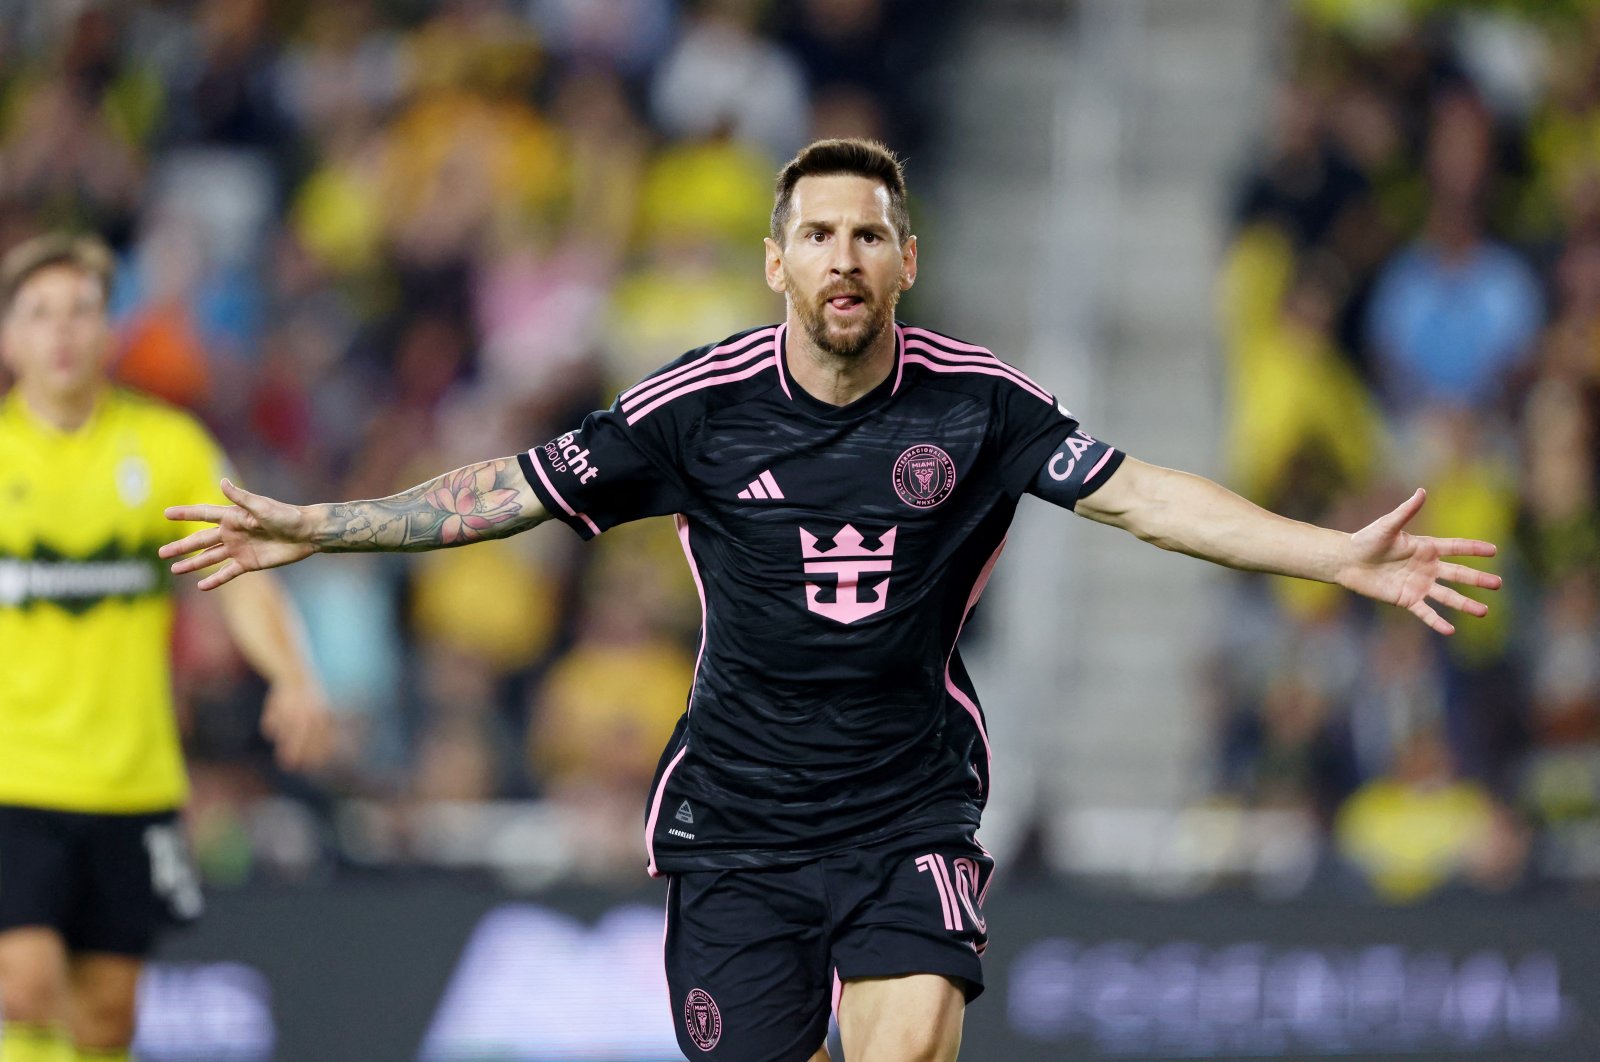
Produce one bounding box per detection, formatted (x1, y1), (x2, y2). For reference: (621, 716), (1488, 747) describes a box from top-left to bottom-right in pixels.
(861, 233), (880, 244)
(808, 232), (826, 243)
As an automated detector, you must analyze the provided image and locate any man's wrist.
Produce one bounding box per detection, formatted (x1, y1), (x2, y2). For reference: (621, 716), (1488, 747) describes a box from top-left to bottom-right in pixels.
(1329, 531), (1360, 590)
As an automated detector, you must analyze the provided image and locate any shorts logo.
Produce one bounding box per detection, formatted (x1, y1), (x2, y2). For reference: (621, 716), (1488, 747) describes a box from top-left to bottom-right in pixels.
(684, 988), (722, 1051)
(893, 445), (956, 509)
(799, 524), (896, 625)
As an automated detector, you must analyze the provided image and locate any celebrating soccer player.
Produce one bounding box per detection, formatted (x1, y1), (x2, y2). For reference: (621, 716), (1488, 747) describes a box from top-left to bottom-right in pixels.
(160, 140), (1499, 1062)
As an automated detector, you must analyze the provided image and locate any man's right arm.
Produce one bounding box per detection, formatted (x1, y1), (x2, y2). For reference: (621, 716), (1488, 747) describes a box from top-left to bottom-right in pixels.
(161, 457), (550, 590)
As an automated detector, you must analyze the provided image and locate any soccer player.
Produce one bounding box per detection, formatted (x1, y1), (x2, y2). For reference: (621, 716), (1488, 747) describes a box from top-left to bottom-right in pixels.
(160, 140), (1500, 1062)
(0, 234), (333, 1062)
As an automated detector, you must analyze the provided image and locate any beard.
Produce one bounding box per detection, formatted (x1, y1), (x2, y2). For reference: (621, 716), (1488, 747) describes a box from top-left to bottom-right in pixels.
(786, 268), (901, 361)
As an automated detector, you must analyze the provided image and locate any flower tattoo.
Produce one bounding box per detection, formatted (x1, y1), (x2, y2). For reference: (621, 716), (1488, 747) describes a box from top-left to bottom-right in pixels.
(424, 464), (524, 544)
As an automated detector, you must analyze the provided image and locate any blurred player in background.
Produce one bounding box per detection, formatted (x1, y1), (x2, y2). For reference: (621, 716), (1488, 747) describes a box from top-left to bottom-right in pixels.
(161, 140), (1499, 1062)
(0, 235), (332, 1062)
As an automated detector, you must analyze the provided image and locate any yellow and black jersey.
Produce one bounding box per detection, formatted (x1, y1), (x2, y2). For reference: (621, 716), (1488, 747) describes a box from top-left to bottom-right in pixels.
(0, 387), (226, 813)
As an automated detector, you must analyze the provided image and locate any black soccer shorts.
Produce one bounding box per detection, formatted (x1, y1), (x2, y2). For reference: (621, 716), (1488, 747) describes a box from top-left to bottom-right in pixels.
(0, 804), (203, 955)
(663, 826), (994, 1061)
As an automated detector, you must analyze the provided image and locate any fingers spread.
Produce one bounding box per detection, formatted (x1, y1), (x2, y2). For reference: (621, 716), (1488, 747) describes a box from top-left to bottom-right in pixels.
(196, 560), (243, 591)
(164, 504), (227, 525)
(159, 526), (221, 560)
(170, 544), (229, 575)
(1428, 583), (1488, 618)
(1434, 538), (1497, 558)
(1441, 562), (1503, 590)
(1376, 488), (1426, 535)
(1409, 599), (1455, 636)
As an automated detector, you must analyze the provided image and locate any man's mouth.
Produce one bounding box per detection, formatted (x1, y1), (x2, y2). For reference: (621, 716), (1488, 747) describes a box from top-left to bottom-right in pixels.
(825, 293), (865, 313)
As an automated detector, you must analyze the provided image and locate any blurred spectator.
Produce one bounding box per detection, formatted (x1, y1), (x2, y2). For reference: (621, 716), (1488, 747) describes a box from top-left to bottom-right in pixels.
(0, 0), (956, 891)
(1235, 83), (1371, 252)
(1366, 92), (1544, 415)
(651, 0), (809, 162)
(1335, 727), (1527, 902)
(1213, 3), (1600, 902)
(528, 549), (697, 878)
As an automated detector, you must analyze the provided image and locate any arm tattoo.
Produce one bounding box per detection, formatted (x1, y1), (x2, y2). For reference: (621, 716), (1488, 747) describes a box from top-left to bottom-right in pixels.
(310, 459), (545, 552)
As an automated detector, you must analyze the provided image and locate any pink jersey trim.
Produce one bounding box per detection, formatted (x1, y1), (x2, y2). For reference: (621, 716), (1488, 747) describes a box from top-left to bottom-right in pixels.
(621, 338), (777, 412)
(645, 514), (709, 878)
(625, 353), (779, 424)
(526, 447), (601, 536)
(901, 354), (1055, 408)
(620, 327), (778, 405)
(891, 324), (907, 395)
(944, 537), (1007, 790)
(902, 342), (1054, 405)
(1084, 447), (1117, 484)
(775, 323), (794, 400)
(902, 326), (1053, 398)
(644, 744), (689, 878)
(675, 514), (709, 686)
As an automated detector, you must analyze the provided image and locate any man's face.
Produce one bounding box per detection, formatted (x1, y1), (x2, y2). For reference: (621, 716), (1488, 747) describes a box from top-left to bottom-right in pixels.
(766, 174), (917, 360)
(1, 264), (113, 403)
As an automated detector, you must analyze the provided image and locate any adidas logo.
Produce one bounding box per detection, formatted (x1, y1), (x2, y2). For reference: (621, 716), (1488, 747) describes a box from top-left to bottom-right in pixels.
(675, 801), (695, 825)
(737, 469), (785, 501)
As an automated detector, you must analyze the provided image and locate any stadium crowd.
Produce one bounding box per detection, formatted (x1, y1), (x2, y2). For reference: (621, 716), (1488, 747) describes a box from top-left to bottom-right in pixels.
(3, 0), (1596, 904)
(1213, 1), (1600, 903)
(0, 0), (953, 885)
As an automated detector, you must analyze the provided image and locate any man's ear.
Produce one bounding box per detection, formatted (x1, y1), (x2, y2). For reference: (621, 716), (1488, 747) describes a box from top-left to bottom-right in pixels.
(764, 237), (787, 294)
(900, 234), (918, 290)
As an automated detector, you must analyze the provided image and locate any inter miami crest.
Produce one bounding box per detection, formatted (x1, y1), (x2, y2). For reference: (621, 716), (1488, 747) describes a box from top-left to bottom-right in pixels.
(893, 444), (956, 509)
(684, 987), (722, 1051)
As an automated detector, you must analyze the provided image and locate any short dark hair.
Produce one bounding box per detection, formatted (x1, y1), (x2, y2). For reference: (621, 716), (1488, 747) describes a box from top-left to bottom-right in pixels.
(771, 138), (910, 245)
(1, 233), (114, 316)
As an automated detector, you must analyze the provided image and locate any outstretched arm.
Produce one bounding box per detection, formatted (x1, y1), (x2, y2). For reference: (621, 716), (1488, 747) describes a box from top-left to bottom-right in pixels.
(1073, 457), (1501, 635)
(161, 457), (550, 590)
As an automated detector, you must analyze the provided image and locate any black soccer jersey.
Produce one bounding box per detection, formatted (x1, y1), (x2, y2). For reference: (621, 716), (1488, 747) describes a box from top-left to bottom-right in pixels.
(519, 322), (1124, 874)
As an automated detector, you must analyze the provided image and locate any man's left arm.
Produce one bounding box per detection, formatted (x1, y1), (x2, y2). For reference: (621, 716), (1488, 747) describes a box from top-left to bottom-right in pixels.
(1072, 457), (1502, 635)
(212, 571), (334, 770)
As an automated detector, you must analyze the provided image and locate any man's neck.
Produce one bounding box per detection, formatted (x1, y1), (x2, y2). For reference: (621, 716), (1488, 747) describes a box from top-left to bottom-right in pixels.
(783, 318), (896, 407)
(19, 382), (103, 433)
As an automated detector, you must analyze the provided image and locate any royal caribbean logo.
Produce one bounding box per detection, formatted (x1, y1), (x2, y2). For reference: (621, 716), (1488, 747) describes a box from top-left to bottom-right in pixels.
(684, 988), (722, 1051)
(799, 524), (896, 625)
(893, 444), (956, 509)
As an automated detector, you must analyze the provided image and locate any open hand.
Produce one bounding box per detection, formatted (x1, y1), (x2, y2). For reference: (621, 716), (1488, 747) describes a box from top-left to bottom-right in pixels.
(161, 478), (316, 590)
(1340, 488), (1502, 635)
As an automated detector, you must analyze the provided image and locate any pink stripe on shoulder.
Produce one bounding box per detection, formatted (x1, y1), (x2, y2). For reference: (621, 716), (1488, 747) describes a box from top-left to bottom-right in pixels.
(622, 336), (777, 412)
(620, 327), (778, 405)
(903, 327), (1055, 399)
(526, 447), (601, 536)
(903, 326), (987, 354)
(901, 353), (1055, 406)
(625, 352), (778, 424)
(903, 340), (1054, 404)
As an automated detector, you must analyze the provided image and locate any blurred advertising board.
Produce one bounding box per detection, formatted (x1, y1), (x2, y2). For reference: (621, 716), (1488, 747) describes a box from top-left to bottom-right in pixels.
(137, 879), (1600, 1061)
